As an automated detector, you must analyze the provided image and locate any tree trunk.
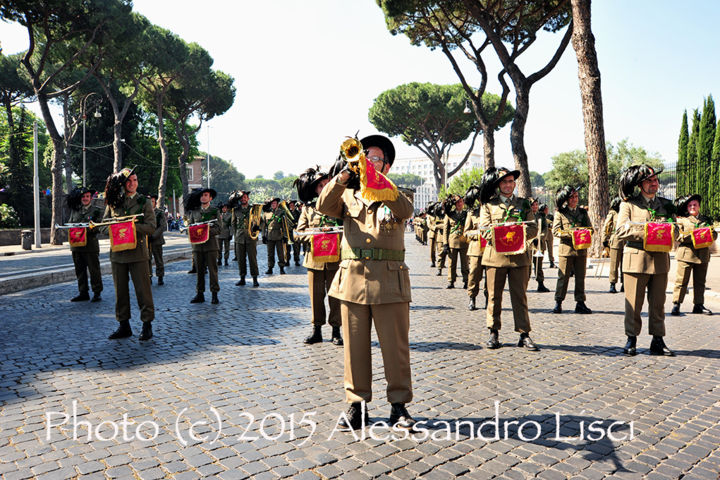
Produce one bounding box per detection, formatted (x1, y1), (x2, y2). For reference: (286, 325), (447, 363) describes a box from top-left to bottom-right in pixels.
(483, 129), (495, 170)
(113, 120), (123, 171)
(571, 0), (608, 257)
(156, 105), (169, 210)
(36, 93), (65, 245)
(62, 95), (73, 193)
(510, 85), (532, 198)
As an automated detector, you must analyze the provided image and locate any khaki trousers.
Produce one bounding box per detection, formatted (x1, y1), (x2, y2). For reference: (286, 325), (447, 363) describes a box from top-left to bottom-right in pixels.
(111, 261), (154, 323)
(266, 239), (285, 269)
(530, 251), (544, 283)
(308, 268), (341, 327)
(672, 261), (708, 305)
(624, 272), (667, 337)
(194, 251), (220, 293)
(148, 243), (164, 278)
(555, 255), (587, 302)
(486, 266), (531, 333)
(609, 248), (623, 284)
(544, 236), (555, 264)
(467, 255), (486, 298)
(341, 301), (412, 404)
(236, 241), (259, 277)
(218, 237), (231, 262)
(447, 246), (469, 284)
(429, 237), (437, 264)
(72, 251), (103, 294)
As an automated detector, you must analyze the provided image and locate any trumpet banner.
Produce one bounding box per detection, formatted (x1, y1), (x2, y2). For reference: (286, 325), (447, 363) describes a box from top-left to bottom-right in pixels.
(571, 229), (593, 250)
(358, 157), (398, 203)
(492, 224), (526, 255)
(109, 221), (137, 252)
(68, 227), (87, 248)
(312, 233), (340, 263)
(189, 224), (210, 244)
(691, 226), (714, 249)
(643, 222), (672, 252)
(480, 235), (488, 253)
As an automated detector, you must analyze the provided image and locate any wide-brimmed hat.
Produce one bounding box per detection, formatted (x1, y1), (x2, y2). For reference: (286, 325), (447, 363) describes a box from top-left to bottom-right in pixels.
(294, 166), (330, 203)
(66, 186), (96, 211)
(361, 134), (395, 166)
(610, 196), (622, 213)
(199, 187), (217, 199)
(674, 194), (702, 217)
(556, 185), (583, 210)
(478, 167), (519, 204)
(619, 164), (663, 201)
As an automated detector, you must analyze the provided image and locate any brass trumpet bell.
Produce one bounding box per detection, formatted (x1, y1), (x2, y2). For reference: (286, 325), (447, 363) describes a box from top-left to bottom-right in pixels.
(340, 137), (364, 173)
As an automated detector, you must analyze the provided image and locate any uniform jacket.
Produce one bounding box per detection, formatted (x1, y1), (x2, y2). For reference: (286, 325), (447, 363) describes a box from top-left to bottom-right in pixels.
(296, 203), (341, 271)
(231, 205), (258, 245)
(434, 214), (446, 245)
(217, 211), (232, 240)
(262, 208), (286, 242)
(426, 214), (437, 239)
(616, 195), (676, 274)
(443, 210), (468, 249)
(464, 208), (484, 257)
(102, 193), (156, 263)
(602, 209), (624, 250)
(479, 195), (538, 268)
(149, 208), (167, 246)
(675, 215), (717, 264)
(187, 206), (221, 252)
(316, 177), (413, 305)
(552, 207), (593, 257)
(68, 204), (103, 253)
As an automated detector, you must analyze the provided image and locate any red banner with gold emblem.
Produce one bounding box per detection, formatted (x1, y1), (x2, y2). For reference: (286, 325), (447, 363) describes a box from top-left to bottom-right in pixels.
(109, 220), (137, 252)
(644, 222), (672, 252)
(492, 224), (526, 255)
(571, 228), (592, 250)
(358, 157), (398, 202)
(480, 235), (488, 253)
(312, 233), (340, 263)
(68, 227), (87, 248)
(691, 226), (714, 249)
(189, 223), (210, 244)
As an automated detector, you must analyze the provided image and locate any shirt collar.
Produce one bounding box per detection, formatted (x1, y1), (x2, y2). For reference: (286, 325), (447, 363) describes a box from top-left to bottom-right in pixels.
(500, 194), (514, 205)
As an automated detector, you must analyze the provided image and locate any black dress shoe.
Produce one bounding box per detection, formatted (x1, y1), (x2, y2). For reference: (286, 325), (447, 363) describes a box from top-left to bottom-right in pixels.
(295, 260), (300, 266)
(518, 333), (539, 351)
(71, 292), (90, 302)
(549, 262), (556, 268)
(468, 297), (477, 311)
(138, 322), (153, 341)
(265, 268), (273, 275)
(217, 259), (222, 266)
(190, 293), (205, 303)
(337, 402), (368, 430)
(108, 320), (132, 339)
(91, 292), (102, 302)
(692, 304), (712, 315)
(537, 282), (550, 293)
(462, 280), (468, 289)
(430, 262), (436, 268)
(609, 283), (618, 293)
(623, 336), (637, 356)
(486, 329), (501, 349)
(187, 268), (196, 274)
(211, 292), (219, 304)
(157, 277), (164, 286)
(304, 326), (322, 344)
(225, 260), (229, 266)
(236, 277), (246, 286)
(575, 302), (592, 314)
(649, 336), (675, 356)
(552, 301), (562, 314)
(280, 266), (286, 274)
(671, 303), (681, 316)
(436, 270), (442, 276)
(252, 277), (259, 287)
(331, 326), (343, 346)
(446, 282), (454, 289)
(389, 403), (416, 430)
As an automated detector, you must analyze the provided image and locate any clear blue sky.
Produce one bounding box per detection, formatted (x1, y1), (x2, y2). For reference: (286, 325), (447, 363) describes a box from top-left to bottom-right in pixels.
(2, 1), (718, 179)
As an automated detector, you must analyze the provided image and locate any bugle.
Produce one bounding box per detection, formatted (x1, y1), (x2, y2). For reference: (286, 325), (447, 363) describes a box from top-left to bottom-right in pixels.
(293, 227), (344, 236)
(55, 222), (90, 229)
(247, 204), (263, 241)
(89, 214), (144, 228)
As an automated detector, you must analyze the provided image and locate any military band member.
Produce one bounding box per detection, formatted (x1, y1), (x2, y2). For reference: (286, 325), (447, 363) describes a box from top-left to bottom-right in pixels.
(551, 186), (593, 314)
(420, 212), (429, 245)
(615, 165), (676, 356)
(317, 134), (415, 431)
(426, 203), (439, 267)
(463, 185), (488, 311)
(671, 194), (717, 316)
(434, 205), (448, 276)
(479, 167), (539, 351)
(230, 190), (260, 287)
(147, 194), (167, 285)
(66, 187), (103, 302)
(262, 198), (287, 275)
(286, 200), (302, 266)
(529, 198), (550, 292)
(186, 188), (221, 304)
(294, 167), (343, 346)
(217, 203), (232, 266)
(542, 204), (556, 268)
(442, 195), (469, 289)
(602, 197), (624, 293)
(103, 168), (156, 341)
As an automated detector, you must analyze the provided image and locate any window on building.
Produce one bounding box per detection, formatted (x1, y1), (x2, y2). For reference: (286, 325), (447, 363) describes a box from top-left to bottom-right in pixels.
(187, 165), (194, 181)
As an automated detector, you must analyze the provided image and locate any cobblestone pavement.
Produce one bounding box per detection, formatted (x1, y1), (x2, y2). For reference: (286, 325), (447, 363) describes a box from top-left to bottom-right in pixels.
(1, 235), (720, 479)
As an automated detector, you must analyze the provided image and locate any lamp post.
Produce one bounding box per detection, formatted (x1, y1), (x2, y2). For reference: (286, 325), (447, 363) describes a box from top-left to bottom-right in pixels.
(206, 124), (211, 189)
(81, 92), (102, 187)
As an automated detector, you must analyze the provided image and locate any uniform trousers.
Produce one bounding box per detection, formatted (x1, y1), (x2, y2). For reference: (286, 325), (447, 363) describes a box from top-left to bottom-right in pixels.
(194, 251), (220, 293)
(429, 237), (437, 264)
(308, 268), (341, 326)
(447, 246), (469, 284)
(436, 240), (448, 269)
(286, 241), (301, 265)
(609, 248), (623, 284)
(544, 236), (555, 264)
(530, 250), (544, 283)
(218, 237), (231, 262)
(486, 266), (531, 333)
(72, 251), (103, 294)
(624, 272), (667, 337)
(467, 256), (486, 298)
(236, 241), (259, 277)
(555, 255), (587, 302)
(111, 261), (154, 323)
(266, 239), (285, 269)
(148, 243), (164, 278)
(340, 301), (412, 404)
(672, 261), (708, 305)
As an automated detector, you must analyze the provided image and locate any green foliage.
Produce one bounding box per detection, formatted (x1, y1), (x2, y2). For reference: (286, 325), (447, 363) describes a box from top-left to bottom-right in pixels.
(245, 174), (298, 202)
(677, 110), (689, 197)
(387, 173), (424, 189)
(439, 167), (484, 200)
(273, 171), (284, 180)
(710, 122), (720, 220)
(206, 155), (245, 202)
(697, 95), (716, 206)
(0, 203), (20, 228)
(687, 108), (700, 195)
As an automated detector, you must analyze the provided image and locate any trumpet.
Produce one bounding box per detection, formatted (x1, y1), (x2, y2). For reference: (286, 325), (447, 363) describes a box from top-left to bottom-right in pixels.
(248, 204), (263, 240)
(278, 200), (296, 245)
(89, 214), (144, 228)
(55, 222), (90, 229)
(187, 219), (217, 227)
(340, 137), (364, 174)
(293, 227), (344, 236)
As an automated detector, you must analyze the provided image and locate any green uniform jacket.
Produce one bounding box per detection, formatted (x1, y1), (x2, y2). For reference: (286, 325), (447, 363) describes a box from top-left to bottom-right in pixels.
(218, 211), (232, 240)
(296, 204), (341, 271)
(675, 215), (717, 264)
(102, 194), (156, 263)
(68, 204), (103, 253)
(231, 205), (259, 244)
(262, 208), (286, 242)
(552, 208), (593, 257)
(443, 210), (468, 249)
(602, 209), (624, 250)
(479, 195), (538, 268)
(150, 208), (167, 246)
(187, 206), (221, 252)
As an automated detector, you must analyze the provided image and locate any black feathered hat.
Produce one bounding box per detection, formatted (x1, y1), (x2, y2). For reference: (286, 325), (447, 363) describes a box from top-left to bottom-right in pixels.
(66, 187), (95, 211)
(556, 185), (582, 210)
(443, 194), (462, 213)
(104, 167), (136, 210)
(361, 134), (395, 166)
(619, 164), (663, 201)
(199, 187), (217, 199)
(183, 188), (204, 212)
(610, 196), (622, 213)
(464, 184), (482, 208)
(674, 194), (702, 217)
(294, 166), (329, 203)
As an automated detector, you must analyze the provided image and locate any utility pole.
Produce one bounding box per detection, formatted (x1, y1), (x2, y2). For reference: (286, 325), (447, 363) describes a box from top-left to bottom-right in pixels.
(206, 125), (211, 189)
(33, 120), (41, 248)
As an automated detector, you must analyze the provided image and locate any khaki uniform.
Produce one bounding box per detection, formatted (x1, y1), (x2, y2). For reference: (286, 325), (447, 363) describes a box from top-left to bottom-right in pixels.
(187, 206), (221, 294)
(103, 194), (156, 324)
(297, 204), (342, 327)
(217, 211), (233, 263)
(672, 216), (717, 305)
(480, 195), (538, 332)
(69, 204), (104, 296)
(544, 215), (555, 264)
(232, 205), (259, 277)
(552, 208), (592, 303)
(616, 195), (676, 337)
(262, 208), (287, 270)
(148, 208), (166, 279)
(317, 177), (413, 404)
(434, 214), (448, 271)
(427, 214), (437, 265)
(464, 208), (486, 299)
(529, 213), (548, 282)
(443, 210), (469, 285)
(286, 208), (301, 265)
(602, 210), (624, 284)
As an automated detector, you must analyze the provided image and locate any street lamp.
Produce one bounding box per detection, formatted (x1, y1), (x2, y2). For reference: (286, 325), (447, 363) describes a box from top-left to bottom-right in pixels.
(81, 92), (102, 187)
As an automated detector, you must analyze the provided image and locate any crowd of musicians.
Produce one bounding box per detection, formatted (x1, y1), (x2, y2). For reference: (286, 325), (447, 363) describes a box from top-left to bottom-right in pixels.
(61, 134), (717, 432)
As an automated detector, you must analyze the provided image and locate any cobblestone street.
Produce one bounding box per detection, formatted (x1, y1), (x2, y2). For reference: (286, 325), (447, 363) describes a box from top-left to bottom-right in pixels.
(1, 234), (720, 479)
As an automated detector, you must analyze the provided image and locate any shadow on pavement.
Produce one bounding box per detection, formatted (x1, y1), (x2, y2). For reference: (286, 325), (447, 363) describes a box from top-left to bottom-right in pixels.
(410, 341), (483, 352)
